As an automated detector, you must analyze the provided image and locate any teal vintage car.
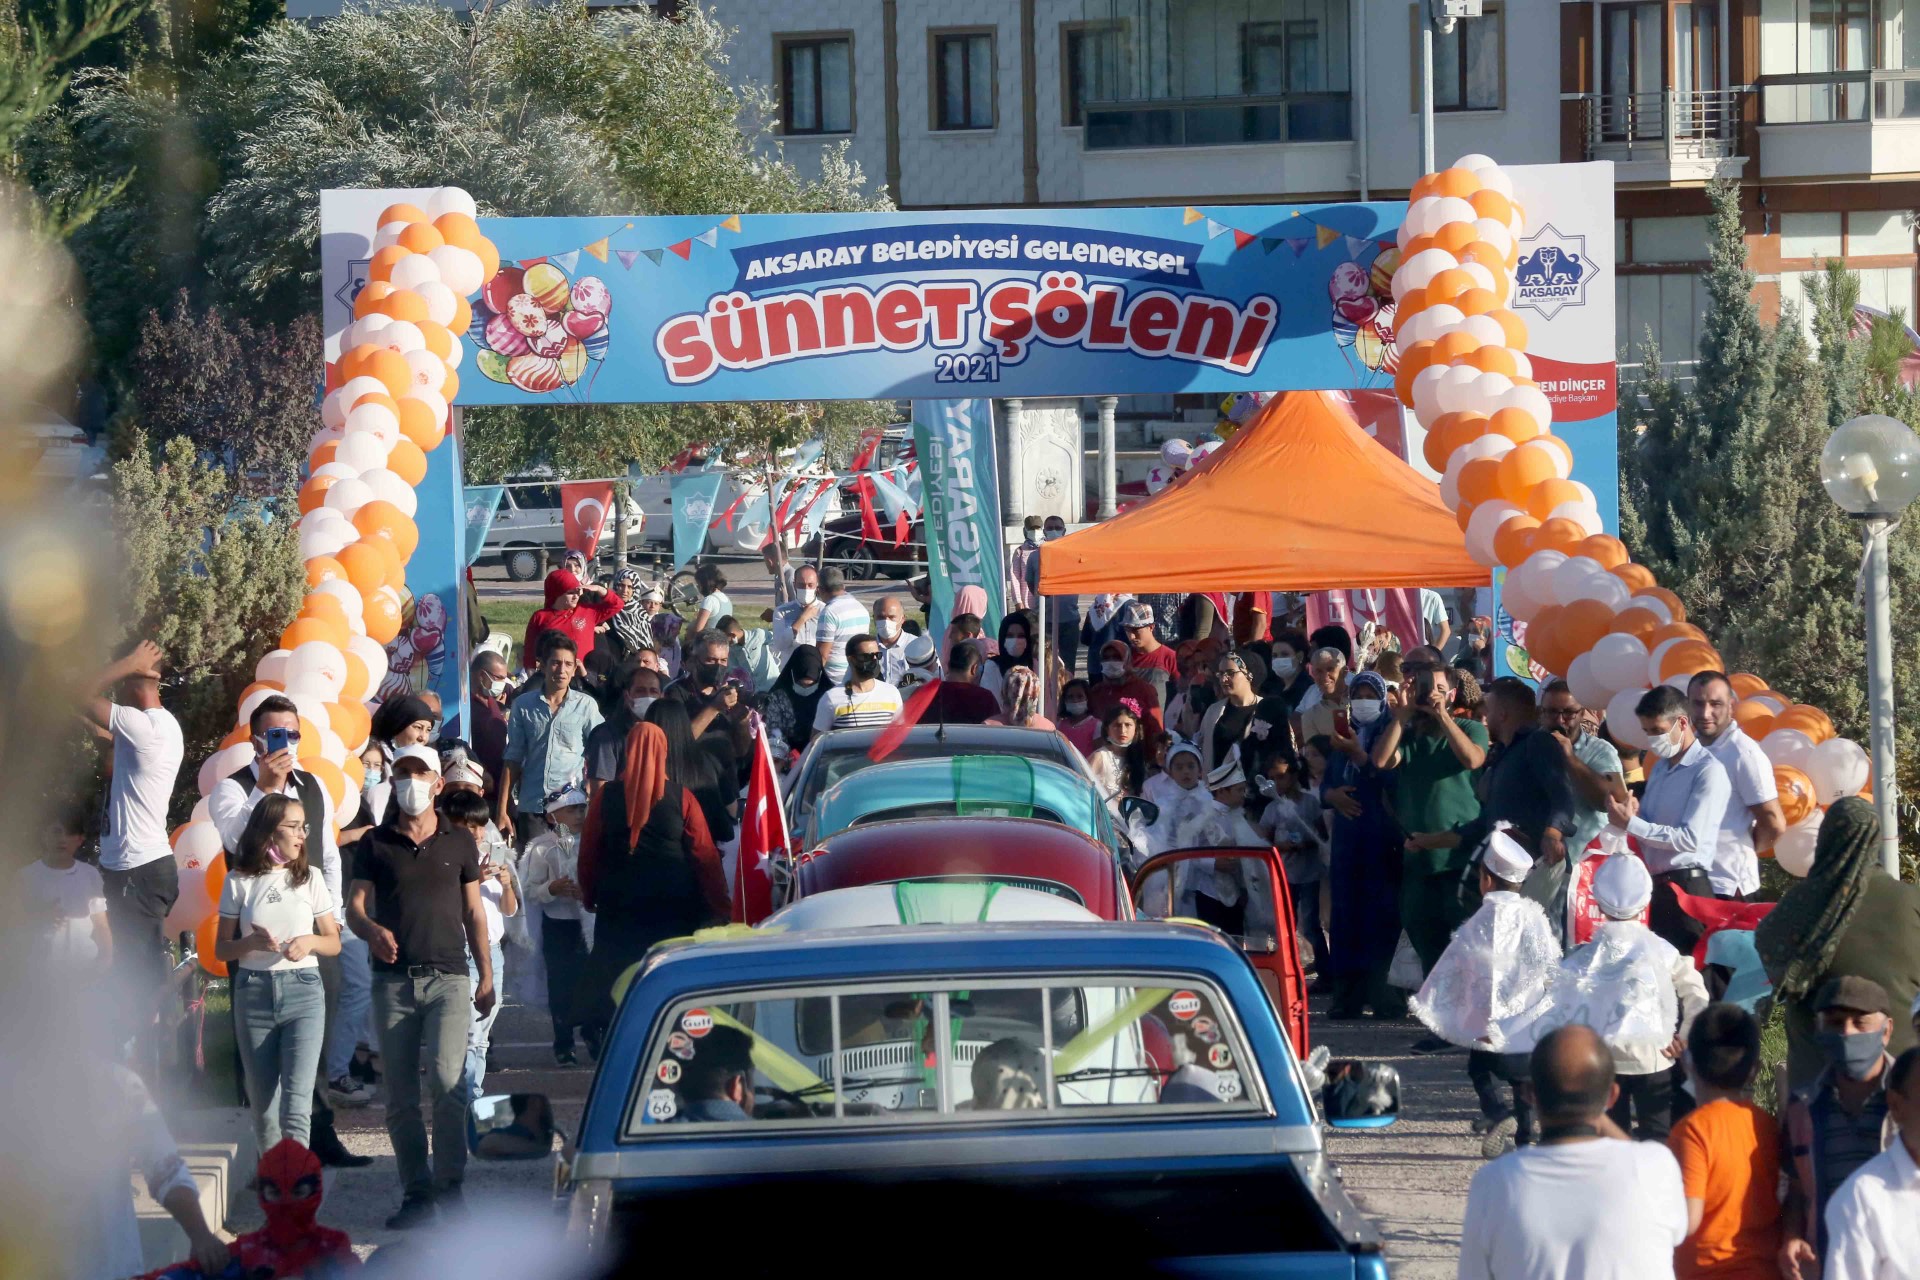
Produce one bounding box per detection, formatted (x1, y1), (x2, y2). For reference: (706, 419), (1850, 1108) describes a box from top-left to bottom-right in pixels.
(803, 754), (1119, 853)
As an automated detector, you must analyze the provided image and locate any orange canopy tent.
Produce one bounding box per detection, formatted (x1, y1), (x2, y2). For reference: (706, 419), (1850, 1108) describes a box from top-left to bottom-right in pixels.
(1037, 390), (1490, 594)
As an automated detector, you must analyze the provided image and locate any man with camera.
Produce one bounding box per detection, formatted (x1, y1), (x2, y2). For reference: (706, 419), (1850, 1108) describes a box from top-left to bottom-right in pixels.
(1460, 678), (1582, 937)
(1371, 658), (1488, 982)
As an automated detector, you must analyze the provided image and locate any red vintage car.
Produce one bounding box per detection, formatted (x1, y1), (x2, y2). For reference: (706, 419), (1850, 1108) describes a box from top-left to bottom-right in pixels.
(782, 816), (1131, 922)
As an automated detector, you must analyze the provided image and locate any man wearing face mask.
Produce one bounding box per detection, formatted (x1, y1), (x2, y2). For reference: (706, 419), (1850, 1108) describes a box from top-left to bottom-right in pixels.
(468, 649), (512, 813)
(1779, 977), (1901, 1277)
(1040, 516), (1080, 677)
(1608, 685), (1731, 952)
(1007, 514), (1044, 611)
(1121, 602), (1179, 706)
(872, 596), (911, 685)
(585, 662), (664, 801)
(813, 633), (904, 733)
(770, 562), (822, 665)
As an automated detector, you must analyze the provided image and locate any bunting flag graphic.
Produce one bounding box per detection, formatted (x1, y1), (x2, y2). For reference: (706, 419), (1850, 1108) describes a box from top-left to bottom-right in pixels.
(615, 249), (641, 269)
(1205, 218), (1231, 240)
(552, 249), (580, 273)
(1184, 207), (1386, 259)
(694, 227), (719, 248)
(667, 240), (693, 260)
(642, 248), (664, 265)
(1315, 225), (1341, 250)
(720, 214), (743, 233)
(1232, 228), (1257, 250)
(584, 238), (610, 263)
(518, 216), (737, 274)
(519, 255), (548, 269)
(1183, 207), (1206, 225)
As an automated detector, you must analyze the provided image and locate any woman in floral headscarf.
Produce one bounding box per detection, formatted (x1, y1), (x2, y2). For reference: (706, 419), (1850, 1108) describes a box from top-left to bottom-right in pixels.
(987, 665), (1053, 730)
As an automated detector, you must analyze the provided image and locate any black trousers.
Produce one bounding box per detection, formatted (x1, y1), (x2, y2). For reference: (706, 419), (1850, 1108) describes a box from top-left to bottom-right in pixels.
(1649, 868), (1713, 953)
(541, 916), (588, 1052)
(102, 859), (180, 1000)
(1468, 1050), (1534, 1143)
(1607, 1066), (1689, 1141)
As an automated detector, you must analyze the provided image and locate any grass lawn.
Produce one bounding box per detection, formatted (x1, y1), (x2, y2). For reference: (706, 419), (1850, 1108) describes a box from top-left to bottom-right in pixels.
(477, 597), (537, 648)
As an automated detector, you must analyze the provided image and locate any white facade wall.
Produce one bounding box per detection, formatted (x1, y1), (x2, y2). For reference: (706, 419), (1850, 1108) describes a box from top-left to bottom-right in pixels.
(894, 0), (1029, 206)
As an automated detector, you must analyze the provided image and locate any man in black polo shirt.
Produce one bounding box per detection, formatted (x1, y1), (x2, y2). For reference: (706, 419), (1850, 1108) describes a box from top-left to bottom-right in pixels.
(347, 745), (494, 1230)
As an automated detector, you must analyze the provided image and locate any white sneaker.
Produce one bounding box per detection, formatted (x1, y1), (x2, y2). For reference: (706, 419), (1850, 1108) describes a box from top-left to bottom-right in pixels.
(326, 1075), (375, 1108)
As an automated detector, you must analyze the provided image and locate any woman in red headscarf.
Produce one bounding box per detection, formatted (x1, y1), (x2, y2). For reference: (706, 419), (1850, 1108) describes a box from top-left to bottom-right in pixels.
(575, 722), (729, 1043)
(522, 567), (624, 671)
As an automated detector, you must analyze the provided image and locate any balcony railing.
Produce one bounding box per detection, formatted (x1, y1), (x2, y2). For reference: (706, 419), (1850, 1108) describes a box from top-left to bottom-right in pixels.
(1082, 92), (1352, 151)
(1579, 89), (1746, 162)
(1759, 69), (1920, 124)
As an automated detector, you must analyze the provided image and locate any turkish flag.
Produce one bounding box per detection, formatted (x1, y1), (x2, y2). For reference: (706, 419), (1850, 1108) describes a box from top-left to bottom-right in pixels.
(560, 481), (615, 557)
(734, 718), (790, 924)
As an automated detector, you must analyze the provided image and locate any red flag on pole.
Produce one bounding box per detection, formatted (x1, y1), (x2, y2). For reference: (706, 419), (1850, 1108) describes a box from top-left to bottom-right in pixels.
(559, 481), (615, 557)
(867, 678), (943, 763)
(734, 719), (790, 924)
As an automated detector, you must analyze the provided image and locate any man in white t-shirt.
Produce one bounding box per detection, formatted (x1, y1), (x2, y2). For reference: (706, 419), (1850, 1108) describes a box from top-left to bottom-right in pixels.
(1688, 672), (1787, 900)
(1458, 1025), (1688, 1280)
(83, 639), (184, 993)
(814, 567), (872, 684)
(17, 806), (112, 970)
(1419, 588), (1453, 651)
(814, 634), (904, 734)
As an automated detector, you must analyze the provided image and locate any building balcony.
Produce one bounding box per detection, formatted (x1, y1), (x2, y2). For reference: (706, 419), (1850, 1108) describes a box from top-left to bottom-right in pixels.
(1576, 89), (1747, 184)
(1076, 92), (1355, 202)
(1757, 71), (1920, 179)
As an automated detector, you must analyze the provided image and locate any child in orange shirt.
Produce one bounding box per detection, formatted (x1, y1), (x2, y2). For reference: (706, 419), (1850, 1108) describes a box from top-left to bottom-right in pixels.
(1669, 1003), (1782, 1279)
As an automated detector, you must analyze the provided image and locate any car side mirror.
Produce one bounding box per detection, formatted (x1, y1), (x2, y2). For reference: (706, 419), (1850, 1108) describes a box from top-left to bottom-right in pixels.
(469, 1092), (559, 1159)
(1322, 1060), (1401, 1129)
(1119, 796), (1160, 826)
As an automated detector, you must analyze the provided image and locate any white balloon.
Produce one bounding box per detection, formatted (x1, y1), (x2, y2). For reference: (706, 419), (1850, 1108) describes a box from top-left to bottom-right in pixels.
(288, 692), (330, 732)
(1460, 314), (1507, 347)
(402, 387), (450, 430)
(1458, 261), (1496, 294)
(323, 477), (375, 518)
(347, 634), (390, 691)
(1606, 687), (1654, 749)
(425, 187), (479, 221)
(336, 430), (391, 475)
(237, 685), (280, 726)
(1567, 652), (1612, 711)
(377, 319), (426, 355)
(284, 671), (340, 702)
(388, 253), (442, 293)
(1403, 196), (1445, 239)
(413, 280), (459, 328)
(310, 579), (365, 622)
(321, 389), (354, 431)
(1507, 550), (1569, 621)
(1664, 673), (1693, 693)
(1440, 435), (1513, 509)
(428, 245), (484, 298)
(203, 743), (256, 796)
(1805, 737), (1870, 805)
(1751, 693), (1788, 714)
(309, 424), (345, 457)
(345, 315), (392, 351)
(1411, 364), (1452, 423)
(319, 727), (349, 767)
(1394, 248), (1460, 299)
(1508, 351), (1534, 380)
(288, 640), (348, 696)
(255, 649), (292, 686)
(190, 796), (212, 825)
(1774, 809), (1824, 877)
(1547, 502), (1604, 538)
(1465, 500), (1524, 567)
(372, 221), (412, 252)
(311, 462), (359, 484)
(299, 522), (354, 561)
(1647, 636), (1689, 686)
(345, 402), (401, 448)
(1477, 167), (1515, 198)
(1454, 152), (1498, 172)
(337, 375), (391, 410)
(1499, 385), (1554, 432)
(1761, 727), (1817, 771)
(1590, 633), (1650, 692)
(1550, 556), (1606, 607)
(1627, 593), (1674, 625)
(1434, 364), (1487, 416)
(1425, 195), (1478, 232)
(443, 339), (463, 372)
(404, 348), (448, 393)
(1395, 220), (1413, 252)
(1472, 219), (1513, 259)
(1575, 571), (1631, 613)
(361, 468), (418, 518)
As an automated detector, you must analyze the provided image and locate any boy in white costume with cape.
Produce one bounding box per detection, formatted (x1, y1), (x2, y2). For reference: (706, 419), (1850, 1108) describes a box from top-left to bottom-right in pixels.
(1409, 825), (1562, 1155)
(1526, 852), (1708, 1139)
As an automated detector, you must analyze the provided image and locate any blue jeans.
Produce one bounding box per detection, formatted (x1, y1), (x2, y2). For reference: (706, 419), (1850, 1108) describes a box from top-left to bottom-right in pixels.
(326, 932), (372, 1081)
(232, 966), (327, 1149)
(462, 941), (505, 1100)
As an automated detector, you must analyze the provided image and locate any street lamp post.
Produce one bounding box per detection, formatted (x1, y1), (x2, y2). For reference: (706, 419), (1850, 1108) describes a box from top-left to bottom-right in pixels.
(1819, 413), (1920, 877)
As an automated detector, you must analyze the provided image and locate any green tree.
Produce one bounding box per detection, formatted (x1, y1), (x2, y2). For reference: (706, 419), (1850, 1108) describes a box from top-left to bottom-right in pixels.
(111, 430), (304, 818)
(2, 0), (143, 236)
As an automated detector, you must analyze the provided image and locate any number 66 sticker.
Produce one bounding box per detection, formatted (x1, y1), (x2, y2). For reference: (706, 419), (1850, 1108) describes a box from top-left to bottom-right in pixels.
(645, 1089), (678, 1122)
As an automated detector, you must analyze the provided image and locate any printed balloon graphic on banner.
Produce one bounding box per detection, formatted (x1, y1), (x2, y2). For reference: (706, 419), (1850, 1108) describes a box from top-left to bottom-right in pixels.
(470, 260), (610, 396)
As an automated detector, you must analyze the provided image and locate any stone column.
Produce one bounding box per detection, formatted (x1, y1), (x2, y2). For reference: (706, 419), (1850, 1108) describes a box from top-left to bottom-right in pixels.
(1097, 395), (1119, 520)
(1000, 397), (1025, 529)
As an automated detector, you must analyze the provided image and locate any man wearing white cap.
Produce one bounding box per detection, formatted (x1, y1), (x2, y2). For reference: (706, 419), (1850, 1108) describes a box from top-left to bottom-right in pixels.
(346, 744), (493, 1230)
(1532, 854), (1708, 1140)
(1411, 826), (1562, 1155)
(1173, 750), (1272, 938)
(897, 631), (941, 693)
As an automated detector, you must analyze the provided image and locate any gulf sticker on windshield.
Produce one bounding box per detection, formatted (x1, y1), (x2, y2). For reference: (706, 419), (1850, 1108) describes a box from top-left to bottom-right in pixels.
(1216, 1071), (1243, 1101)
(1168, 991), (1202, 1021)
(1191, 1015), (1220, 1045)
(645, 1090), (678, 1122)
(1207, 1044), (1233, 1070)
(682, 1009), (714, 1037)
(657, 1060), (682, 1085)
(667, 1032), (697, 1061)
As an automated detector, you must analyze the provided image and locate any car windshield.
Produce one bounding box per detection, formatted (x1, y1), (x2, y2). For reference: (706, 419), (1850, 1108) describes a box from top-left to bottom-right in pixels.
(796, 737), (1076, 816)
(623, 976), (1261, 1134)
(848, 802), (1067, 826)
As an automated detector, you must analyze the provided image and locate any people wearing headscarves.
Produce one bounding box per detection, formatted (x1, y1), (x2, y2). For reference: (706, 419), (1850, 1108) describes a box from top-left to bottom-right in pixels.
(522, 568), (624, 672)
(761, 647), (828, 768)
(575, 722), (728, 1044)
(1081, 593), (1134, 657)
(1198, 649), (1265, 776)
(1757, 796), (1920, 1088)
(981, 610), (1035, 700)
(1320, 713), (1404, 1020)
(986, 664), (1053, 730)
(603, 568), (655, 665)
(1527, 854), (1707, 1140)
(1055, 677), (1100, 757)
(1087, 639), (1164, 738)
(1410, 828), (1562, 1153)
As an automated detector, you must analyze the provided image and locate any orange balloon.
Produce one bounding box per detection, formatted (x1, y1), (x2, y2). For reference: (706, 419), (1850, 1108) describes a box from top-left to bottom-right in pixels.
(1454, 288), (1499, 317)
(474, 239), (500, 283)
(336, 539), (395, 597)
(387, 437), (428, 486)
(1647, 622), (1709, 650)
(204, 855), (227, 909)
(221, 723), (252, 750)
(1494, 514), (1541, 567)
(1488, 309), (1529, 349)
(195, 914), (229, 977)
(1495, 445), (1559, 504)
(281, 616), (346, 653)
(340, 651), (370, 703)
(1432, 166), (1482, 199)
(300, 593), (351, 635)
(1456, 499), (1479, 534)
(1728, 673), (1768, 700)
(354, 501), (419, 562)
(373, 288), (429, 325)
(379, 202), (429, 227)
(366, 245), (412, 284)
(1426, 268), (1476, 302)
(310, 440), (339, 470)
(1470, 189), (1514, 225)
(1612, 563), (1657, 593)
(1531, 517), (1588, 556)
(396, 223), (445, 256)
(297, 474), (338, 515)
(1433, 222), (1479, 255)
(296, 716), (324, 762)
(362, 349), (412, 399)
(1774, 706), (1835, 744)
(1577, 535), (1629, 570)
(342, 754), (365, 790)
(1532, 435), (1574, 475)
(1401, 234), (1436, 260)
(1734, 700), (1778, 741)
(1397, 286), (1429, 319)
(1658, 640), (1722, 682)
(1485, 271), (1512, 305)
(326, 702), (370, 753)
(1525, 605), (1571, 675)
(1485, 407), (1540, 445)
(1433, 330), (1481, 364)
(1773, 765), (1817, 828)
(1633, 587), (1687, 626)
(353, 281), (397, 319)
(1458, 457), (1507, 508)
(439, 369), (460, 403)
(397, 398), (444, 450)
(450, 296), (474, 336)
(1525, 477), (1587, 521)
(239, 680), (282, 708)
(1609, 607), (1662, 639)
(305, 757), (349, 810)
(1466, 345), (1518, 375)
(350, 391), (399, 419)
(416, 320), (453, 361)
(433, 212), (485, 252)
(1459, 241), (1507, 275)
(363, 591), (404, 645)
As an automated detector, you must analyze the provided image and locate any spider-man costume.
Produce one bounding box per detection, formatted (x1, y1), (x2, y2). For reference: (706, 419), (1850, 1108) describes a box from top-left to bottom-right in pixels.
(142, 1139), (357, 1278)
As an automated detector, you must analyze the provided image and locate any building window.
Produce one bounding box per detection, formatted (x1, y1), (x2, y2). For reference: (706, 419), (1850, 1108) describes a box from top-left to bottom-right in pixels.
(1413, 3), (1504, 112)
(778, 35), (853, 135)
(1242, 20), (1330, 93)
(1062, 21), (1125, 125)
(933, 30), (995, 130)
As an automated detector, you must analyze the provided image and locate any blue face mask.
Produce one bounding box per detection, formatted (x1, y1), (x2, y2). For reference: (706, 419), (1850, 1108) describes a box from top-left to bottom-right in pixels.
(1816, 1028), (1886, 1081)
(363, 766), (384, 790)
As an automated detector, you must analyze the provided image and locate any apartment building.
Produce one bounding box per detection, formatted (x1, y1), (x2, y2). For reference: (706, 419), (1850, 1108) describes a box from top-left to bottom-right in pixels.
(706, 0), (1920, 364)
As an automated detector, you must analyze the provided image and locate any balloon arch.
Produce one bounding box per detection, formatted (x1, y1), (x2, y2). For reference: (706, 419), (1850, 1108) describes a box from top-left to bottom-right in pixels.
(161, 161), (1868, 964)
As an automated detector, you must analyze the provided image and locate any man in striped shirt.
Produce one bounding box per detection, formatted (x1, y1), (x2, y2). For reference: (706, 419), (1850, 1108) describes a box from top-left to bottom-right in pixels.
(814, 568), (872, 684)
(813, 634), (903, 735)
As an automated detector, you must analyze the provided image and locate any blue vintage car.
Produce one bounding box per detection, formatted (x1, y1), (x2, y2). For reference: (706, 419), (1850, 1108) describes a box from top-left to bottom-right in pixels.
(549, 917), (1397, 1275)
(802, 753), (1118, 851)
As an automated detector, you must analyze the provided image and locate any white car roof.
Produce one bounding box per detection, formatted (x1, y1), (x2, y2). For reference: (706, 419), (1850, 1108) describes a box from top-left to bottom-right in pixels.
(763, 883), (1100, 932)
